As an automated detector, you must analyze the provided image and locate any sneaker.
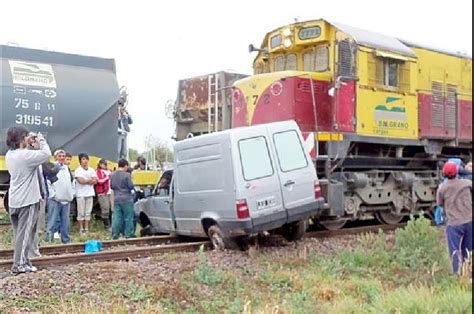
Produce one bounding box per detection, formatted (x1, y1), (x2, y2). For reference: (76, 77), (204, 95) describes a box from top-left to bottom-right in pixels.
(80, 229), (86, 235)
(11, 266), (27, 275)
(26, 265), (38, 272)
(84, 229), (89, 234)
(54, 232), (60, 240)
(11, 265), (36, 275)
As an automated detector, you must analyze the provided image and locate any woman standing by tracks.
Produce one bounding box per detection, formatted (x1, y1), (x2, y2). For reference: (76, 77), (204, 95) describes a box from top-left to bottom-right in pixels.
(5, 127), (52, 274)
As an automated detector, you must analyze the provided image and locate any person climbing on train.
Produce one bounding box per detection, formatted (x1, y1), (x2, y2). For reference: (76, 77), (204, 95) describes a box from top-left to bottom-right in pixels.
(118, 101), (133, 160)
(110, 159), (136, 239)
(5, 127), (51, 274)
(96, 159), (113, 230)
(437, 161), (473, 275)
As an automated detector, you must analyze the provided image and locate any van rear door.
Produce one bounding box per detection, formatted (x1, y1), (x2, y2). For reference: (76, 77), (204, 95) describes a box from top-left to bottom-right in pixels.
(234, 129), (286, 228)
(267, 122), (317, 213)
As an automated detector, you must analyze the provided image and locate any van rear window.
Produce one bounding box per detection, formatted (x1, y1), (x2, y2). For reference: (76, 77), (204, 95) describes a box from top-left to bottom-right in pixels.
(273, 131), (308, 172)
(239, 137), (274, 181)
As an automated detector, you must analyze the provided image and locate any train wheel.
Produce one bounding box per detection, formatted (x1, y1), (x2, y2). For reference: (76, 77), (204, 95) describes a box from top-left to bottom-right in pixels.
(318, 219), (347, 231)
(425, 209), (435, 221)
(375, 211), (403, 225)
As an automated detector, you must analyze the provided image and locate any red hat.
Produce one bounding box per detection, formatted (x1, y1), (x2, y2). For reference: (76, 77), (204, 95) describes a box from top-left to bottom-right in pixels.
(443, 162), (458, 177)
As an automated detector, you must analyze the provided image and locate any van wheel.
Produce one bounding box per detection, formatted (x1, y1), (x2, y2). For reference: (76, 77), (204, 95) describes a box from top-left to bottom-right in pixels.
(140, 225), (155, 237)
(281, 220), (307, 242)
(208, 225), (236, 251)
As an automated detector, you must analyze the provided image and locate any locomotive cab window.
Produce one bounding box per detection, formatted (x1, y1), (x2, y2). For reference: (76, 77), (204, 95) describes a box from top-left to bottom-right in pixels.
(315, 46), (329, 72)
(274, 54), (297, 72)
(303, 46), (329, 72)
(303, 50), (315, 72)
(286, 54), (297, 71)
(274, 55), (285, 72)
(384, 60), (399, 88)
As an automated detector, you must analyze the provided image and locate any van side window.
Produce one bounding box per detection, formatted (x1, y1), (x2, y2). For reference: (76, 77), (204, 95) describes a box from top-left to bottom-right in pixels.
(273, 131), (308, 172)
(239, 137), (274, 181)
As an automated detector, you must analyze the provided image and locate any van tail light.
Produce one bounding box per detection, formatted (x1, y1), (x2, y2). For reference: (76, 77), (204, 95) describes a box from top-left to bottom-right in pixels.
(236, 200), (250, 219)
(314, 181), (322, 199)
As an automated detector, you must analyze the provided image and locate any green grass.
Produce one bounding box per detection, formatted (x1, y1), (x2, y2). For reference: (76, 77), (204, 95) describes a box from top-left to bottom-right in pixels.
(1, 217), (472, 313)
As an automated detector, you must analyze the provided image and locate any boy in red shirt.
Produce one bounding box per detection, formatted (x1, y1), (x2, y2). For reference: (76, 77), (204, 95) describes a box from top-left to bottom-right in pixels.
(96, 159), (112, 230)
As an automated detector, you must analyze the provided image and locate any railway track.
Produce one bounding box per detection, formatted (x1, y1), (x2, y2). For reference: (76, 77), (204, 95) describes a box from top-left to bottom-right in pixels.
(0, 240), (210, 270)
(0, 221), (10, 232)
(0, 222), (407, 270)
(306, 223), (406, 239)
(0, 235), (180, 260)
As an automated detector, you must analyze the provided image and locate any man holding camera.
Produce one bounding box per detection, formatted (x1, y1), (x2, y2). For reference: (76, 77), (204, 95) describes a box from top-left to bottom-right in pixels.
(5, 127), (51, 274)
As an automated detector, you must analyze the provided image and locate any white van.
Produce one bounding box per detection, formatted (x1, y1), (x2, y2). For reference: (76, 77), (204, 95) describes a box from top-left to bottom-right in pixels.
(135, 121), (324, 249)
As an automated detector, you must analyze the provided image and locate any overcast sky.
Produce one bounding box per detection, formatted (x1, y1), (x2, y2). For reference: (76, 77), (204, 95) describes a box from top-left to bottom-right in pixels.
(1, 0), (472, 151)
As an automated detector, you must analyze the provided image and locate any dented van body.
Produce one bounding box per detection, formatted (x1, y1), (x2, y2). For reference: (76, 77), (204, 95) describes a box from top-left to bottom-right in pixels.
(135, 121), (325, 248)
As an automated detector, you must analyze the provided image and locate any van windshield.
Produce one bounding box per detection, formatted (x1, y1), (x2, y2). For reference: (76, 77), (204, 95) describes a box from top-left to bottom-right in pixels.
(273, 130), (308, 172)
(239, 136), (274, 181)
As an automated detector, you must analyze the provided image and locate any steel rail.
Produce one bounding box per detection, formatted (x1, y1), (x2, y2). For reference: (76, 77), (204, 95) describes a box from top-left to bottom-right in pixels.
(0, 222), (412, 270)
(0, 222), (10, 232)
(306, 223), (406, 238)
(0, 235), (179, 260)
(0, 241), (210, 269)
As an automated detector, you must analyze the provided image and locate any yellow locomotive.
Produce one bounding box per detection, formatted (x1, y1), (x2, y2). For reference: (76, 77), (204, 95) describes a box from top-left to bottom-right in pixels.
(232, 19), (472, 229)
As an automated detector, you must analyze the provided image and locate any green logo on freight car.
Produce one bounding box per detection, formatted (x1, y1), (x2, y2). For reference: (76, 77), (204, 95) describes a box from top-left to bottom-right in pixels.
(8, 60), (57, 88)
(374, 97), (409, 129)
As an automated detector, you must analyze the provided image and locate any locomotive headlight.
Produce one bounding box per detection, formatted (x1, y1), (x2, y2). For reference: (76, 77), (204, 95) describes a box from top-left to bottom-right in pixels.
(283, 27), (292, 37)
(284, 38), (293, 48)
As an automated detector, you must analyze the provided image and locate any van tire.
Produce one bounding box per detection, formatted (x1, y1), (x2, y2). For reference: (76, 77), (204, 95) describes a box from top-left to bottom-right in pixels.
(281, 220), (307, 242)
(140, 225), (155, 237)
(208, 225), (236, 251)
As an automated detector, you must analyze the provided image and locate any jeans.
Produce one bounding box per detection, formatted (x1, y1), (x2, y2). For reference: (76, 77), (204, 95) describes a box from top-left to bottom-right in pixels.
(45, 198), (61, 234)
(112, 202), (135, 240)
(447, 222), (473, 274)
(46, 200), (71, 244)
(118, 133), (128, 159)
(122, 214), (136, 236)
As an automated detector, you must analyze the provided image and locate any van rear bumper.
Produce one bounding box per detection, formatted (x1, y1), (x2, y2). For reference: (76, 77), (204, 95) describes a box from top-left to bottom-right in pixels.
(219, 214), (287, 237)
(218, 198), (325, 237)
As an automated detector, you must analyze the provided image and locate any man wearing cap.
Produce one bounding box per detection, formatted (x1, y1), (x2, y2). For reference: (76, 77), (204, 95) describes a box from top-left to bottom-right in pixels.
(437, 161), (473, 275)
(45, 150), (74, 243)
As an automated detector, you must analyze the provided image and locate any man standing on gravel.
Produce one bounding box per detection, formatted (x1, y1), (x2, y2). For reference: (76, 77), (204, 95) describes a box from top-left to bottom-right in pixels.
(437, 161), (473, 275)
(75, 153), (98, 234)
(110, 159), (136, 239)
(5, 127), (51, 274)
(45, 150), (74, 244)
